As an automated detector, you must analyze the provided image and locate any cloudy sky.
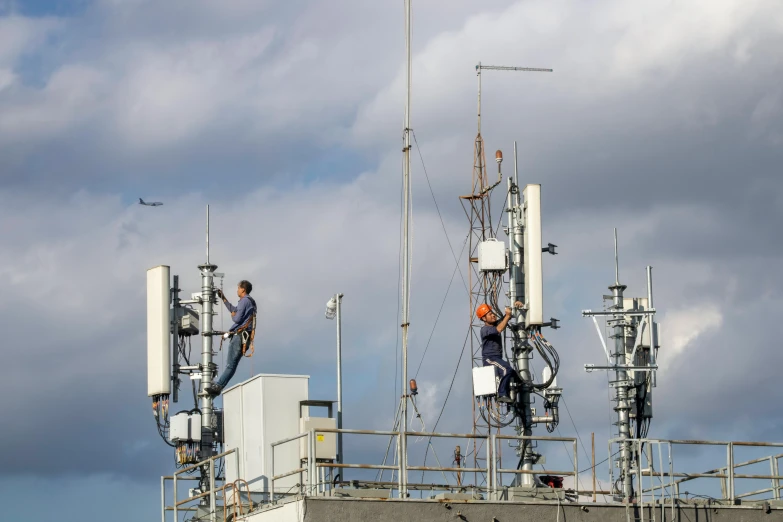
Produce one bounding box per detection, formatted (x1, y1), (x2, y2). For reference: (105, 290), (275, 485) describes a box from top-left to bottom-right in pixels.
(1, 0), (782, 519)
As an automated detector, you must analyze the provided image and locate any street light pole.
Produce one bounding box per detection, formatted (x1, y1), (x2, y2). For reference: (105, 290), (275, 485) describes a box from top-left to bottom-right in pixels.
(326, 294), (344, 466)
(335, 293), (343, 466)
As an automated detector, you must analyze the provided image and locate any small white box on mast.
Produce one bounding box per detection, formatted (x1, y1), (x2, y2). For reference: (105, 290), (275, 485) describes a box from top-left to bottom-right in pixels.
(472, 366), (498, 397)
(478, 238), (507, 271)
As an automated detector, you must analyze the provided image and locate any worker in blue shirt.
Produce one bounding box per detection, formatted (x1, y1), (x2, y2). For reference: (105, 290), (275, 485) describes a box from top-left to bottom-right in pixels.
(477, 301), (522, 403)
(205, 280), (257, 396)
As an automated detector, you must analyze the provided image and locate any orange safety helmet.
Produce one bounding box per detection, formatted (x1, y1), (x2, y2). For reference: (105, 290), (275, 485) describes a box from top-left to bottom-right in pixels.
(476, 303), (492, 320)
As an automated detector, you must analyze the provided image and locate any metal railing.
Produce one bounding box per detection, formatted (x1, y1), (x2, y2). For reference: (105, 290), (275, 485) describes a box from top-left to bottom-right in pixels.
(606, 438), (783, 512)
(270, 428), (578, 502)
(160, 448), (239, 522)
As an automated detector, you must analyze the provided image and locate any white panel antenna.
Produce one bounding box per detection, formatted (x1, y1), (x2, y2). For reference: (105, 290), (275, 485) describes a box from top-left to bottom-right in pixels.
(523, 184), (543, 326)
(147, 265), (171, 397)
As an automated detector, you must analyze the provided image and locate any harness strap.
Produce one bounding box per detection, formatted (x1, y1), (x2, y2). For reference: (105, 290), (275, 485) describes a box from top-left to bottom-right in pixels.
(220, 297), (257, 357)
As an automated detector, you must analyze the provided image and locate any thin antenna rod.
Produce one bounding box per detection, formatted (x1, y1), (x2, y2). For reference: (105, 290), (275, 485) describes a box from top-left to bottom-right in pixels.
(513, 141), (519, 188)
(206, 205), (210, 264)
(399, 0), (412, 499)
(613, 228), (619, 285)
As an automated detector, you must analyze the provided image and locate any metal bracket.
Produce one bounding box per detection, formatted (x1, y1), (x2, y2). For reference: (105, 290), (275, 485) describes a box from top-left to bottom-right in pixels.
(590, 316), (612, 365)
(585, 364), (659, 372)
(582, 309), (657, 317)
(542, 243), (557, 255)
(542, 318), (560, 329)
(608, 380), (635, 388)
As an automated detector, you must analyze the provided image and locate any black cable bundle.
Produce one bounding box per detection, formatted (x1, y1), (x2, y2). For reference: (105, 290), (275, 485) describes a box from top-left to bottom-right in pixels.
(528, 328), (560, 390)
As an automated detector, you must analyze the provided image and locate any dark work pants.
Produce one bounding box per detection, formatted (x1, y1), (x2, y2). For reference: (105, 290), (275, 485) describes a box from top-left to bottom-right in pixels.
(484, 356), (514, 397)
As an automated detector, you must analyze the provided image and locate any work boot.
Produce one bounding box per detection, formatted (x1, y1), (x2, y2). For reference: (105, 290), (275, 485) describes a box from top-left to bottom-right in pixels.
(205, 384), (222, 396)
(497, 394), (513, 403)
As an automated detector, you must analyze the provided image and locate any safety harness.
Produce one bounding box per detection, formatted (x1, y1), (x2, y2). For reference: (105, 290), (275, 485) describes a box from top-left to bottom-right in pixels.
(220, 296), (257, 357)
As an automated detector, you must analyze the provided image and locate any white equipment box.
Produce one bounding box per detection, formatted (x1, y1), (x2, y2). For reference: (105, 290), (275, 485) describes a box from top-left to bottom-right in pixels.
(299, 417), (338, 461)
(176, 307), (200, 336)
(223, 374), (309, 495)
(478, 239), (507, 271)
(169, 411), (202, 442)
(472, 366), (498, 397)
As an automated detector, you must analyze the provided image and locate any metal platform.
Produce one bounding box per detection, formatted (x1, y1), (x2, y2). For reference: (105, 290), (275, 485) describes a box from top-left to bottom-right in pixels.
(161, 430), (783, 522)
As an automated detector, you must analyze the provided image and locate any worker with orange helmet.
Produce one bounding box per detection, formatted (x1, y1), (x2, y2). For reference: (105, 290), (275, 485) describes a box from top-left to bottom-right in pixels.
(477, 301), (523, 403)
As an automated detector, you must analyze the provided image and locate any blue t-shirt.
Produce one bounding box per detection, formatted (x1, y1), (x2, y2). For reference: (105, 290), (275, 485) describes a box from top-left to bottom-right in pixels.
(225, 296), (257, 332)
(480, 325), (503, 359)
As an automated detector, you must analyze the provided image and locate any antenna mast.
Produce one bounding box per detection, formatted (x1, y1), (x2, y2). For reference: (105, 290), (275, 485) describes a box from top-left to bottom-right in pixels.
(462, 62), (552, 482)
(399, 0), (412, 499)
(198, 205), (218, 500)
(582, 229), (660, 502)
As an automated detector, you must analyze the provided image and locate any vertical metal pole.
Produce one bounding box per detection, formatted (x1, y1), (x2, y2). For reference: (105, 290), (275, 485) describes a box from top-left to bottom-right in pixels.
(173, 473), (178, 521)
(209, 457), (216, 522)
(646, 266), (658, 388)
(614, 229), (620, 286)
(486, 434), (493, 496)
(477, 63), (482, 134)
(611, 229), (633, 501)
(336, 294), (344, 466)
(199, 205), (218, 500)
(399, 0), (412, 500)
(646, 443), (654, 514)
(657, 444), (665, 521)
(637, 442), (645, 522)
(494, 435), (500, 496)
(669, 443), (675, 520)
(172, 275), (180, 403)
(574, 439), (578, 493)
(773, 456), (780, 500)
(308, 430), (316, 496)
(235, 450), (241, 495)
(592, 433), (597, 502)
(507, 151), (534, 486)
(397, 433), (402, 497)
(161, 476), (166, 522)
(727, 443), (735, 502)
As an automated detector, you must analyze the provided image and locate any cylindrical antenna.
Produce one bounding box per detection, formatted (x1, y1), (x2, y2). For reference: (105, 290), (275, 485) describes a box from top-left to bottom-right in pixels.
(613, 228), (619, 285)
(513, 141), (519, 188)
(646, 266), (654, 308)
(206, 205), (210, 264)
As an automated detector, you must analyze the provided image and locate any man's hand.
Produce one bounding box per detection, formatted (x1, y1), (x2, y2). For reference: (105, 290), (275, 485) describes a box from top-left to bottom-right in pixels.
(513, 300), (523, 309)
(216, 288), (225, 300)
(504, 307), (512, 317)
(231, 311), (236, 317)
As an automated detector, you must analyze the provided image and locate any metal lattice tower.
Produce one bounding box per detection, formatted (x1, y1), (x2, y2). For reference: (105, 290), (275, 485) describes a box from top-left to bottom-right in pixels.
(460, 62), (552, 481)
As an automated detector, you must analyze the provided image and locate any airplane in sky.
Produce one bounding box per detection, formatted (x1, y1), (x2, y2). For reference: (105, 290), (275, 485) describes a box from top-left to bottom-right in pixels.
(139, 198), (163, 207)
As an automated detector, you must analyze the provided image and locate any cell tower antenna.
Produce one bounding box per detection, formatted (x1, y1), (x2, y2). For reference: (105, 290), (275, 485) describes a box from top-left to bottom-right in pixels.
(582, 229), (661, 503)
(463, 61), (552, 482)
(206, 205), (210, 264)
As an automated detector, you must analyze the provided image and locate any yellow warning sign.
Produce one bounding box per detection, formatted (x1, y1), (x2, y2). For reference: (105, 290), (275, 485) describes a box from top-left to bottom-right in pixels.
(317, 434), (325, 442)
